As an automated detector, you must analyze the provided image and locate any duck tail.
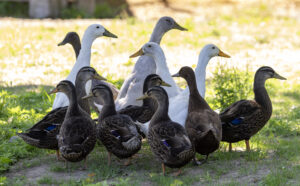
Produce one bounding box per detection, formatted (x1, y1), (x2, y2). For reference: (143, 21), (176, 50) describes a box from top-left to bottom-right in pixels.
(122, 136), (142, 151)
(17, 131), (58, 149)
(17, 132), (40, 146)
(178, 148), (195, 160)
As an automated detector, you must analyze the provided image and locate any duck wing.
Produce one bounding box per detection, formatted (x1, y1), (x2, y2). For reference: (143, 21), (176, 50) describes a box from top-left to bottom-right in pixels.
(220, 100), (260, 125)
(29, 106), (67, 131)
(186, 110), (221, 141)
(152, 122), (192, 157)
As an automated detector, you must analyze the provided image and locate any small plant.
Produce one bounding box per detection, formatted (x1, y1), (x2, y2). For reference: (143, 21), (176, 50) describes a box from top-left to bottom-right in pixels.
(211, 63), (253, 111)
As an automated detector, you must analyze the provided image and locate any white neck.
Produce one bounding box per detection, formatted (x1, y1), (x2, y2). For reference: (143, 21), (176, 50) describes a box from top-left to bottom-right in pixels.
(66, 33), (95, 83)
(152, 50), (179, 95)
(194, 50), (212, 98)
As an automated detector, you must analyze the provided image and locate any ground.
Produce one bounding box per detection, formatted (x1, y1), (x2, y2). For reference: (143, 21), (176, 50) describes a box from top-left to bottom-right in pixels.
(0, 0), (300, 185)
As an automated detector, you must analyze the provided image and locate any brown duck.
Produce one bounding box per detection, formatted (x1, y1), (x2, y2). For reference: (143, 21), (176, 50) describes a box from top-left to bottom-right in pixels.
(172, 66), (222, 165)
(220, 66), (286, 151)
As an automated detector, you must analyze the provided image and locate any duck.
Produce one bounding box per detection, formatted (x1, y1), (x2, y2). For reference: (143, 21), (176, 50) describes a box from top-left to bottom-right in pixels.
(136, 86), (194, 176)
(115, 16), (187, 110)
(172, 66), (222, 165)
(57, 30), (119, 112)
(17, 67), (105, 159)
(83, 84), (142, 166)
(220, 66), (286, 151)
(52, 24), (117, 109)
(49, 80), (96, 167)
(118, 74), (171, 123)
(130, 42), (181, 98)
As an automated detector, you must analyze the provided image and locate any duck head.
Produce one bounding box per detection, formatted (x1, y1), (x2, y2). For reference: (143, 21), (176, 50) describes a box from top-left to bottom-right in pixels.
(172, 66), (195, 81)
(84, 24), (118, 39)
(144, 74), (171, 90)
(137, 86), (168, 103)
(129, 42), (163, 58)
(82, 84), (113, 105)
(58, 32), (80, 46)
(48, 80), (74, 95)
(156, 16), (187, 32)
(200, 44), (230, 59)
(76, 66), (106, 82)
(256, 66), (286, 80)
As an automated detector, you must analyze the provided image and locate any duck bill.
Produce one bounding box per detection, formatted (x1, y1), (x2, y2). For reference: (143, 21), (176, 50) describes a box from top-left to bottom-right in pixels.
(273, 72), (287, 80)
(218, 50), (231, 58)
(82, 93), (94, 100)
(57, 40), (67, 46)
(173, 21), (188, 31)
(48, 88), (58, 95)
(93, 74), (107, 81)
(171, 72), (180, 77)
(103, 29), (118, 38)
(130, 48), (144, 58)
(161, 81), (171, 87)
(136, 94), (149, 101)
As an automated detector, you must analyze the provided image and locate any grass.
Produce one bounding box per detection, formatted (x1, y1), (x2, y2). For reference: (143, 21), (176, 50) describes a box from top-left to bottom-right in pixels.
(0, 0), (300, 185)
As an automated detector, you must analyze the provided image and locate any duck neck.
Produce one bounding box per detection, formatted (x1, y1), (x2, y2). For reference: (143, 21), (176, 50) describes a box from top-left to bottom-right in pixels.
(99, 94), (117, 121)
(253, 74), (272, 114)
(72, 40), (81, 59)
(150, 96), (170, 125)
(74, 34), (95, 68)
(66, 87), (80, 116)
(75, 78), (90, 114)
(186, 72), (209, 111)
(149, 24), (166, 44)
(194, 51), (211, 98)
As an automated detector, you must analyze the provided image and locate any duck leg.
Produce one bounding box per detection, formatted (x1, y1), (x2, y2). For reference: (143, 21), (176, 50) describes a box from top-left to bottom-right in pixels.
(172, 169), (182, 176)
(162, 163), (166, 175)
(192, 156), (201, 166)
(123, 157), (131, 166)
(229, 143), (232, 152)
(107, 152), (112, 166)
(81, 157), (87, 170)
(245, 140), (250, 151)
(56, 150), (60, 160)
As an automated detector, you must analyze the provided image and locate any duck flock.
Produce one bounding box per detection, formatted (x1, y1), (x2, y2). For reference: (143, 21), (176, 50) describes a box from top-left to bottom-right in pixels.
(17, 16), (286, 176)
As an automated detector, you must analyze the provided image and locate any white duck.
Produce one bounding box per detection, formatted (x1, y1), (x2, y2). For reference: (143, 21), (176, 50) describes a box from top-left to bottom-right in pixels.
(115, 16), (187, 110)
(52, 24), (117, 109)
(130, 42), (181, 99)
(140, 44), (230, 134)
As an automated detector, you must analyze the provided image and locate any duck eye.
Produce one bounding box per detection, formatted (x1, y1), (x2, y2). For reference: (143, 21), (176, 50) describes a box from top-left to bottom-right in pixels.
(166, 19), (171, 22)
(212, 46), (215, 49)
(96, 26), (99, 29)
(148, 45), (151, 48)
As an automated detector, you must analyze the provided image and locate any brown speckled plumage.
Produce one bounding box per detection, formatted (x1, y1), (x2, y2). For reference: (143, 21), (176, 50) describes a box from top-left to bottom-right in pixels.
(145, 86), (194, 170)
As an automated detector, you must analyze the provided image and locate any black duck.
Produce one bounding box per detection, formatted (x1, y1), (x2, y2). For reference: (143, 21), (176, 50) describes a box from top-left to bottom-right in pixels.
(83, 84), (142, 166)
(220, 66), (286, 151)
(172, 66), (222, 165)
(49, 80), (96, 166)
(137, 86), (194, 176)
